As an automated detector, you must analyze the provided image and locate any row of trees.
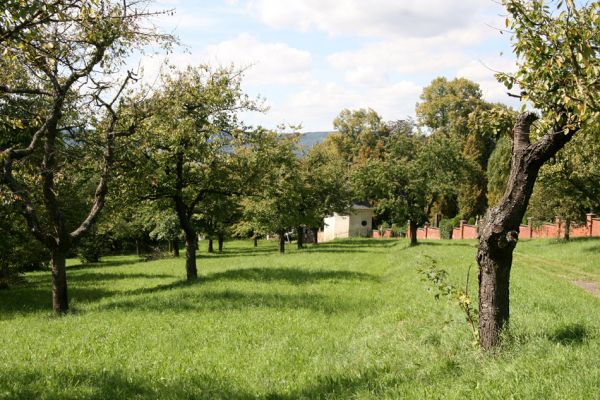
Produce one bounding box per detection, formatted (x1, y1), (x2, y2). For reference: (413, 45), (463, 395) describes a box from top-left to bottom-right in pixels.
(1, 0), (599, 351)
(0, 0), (351, 311)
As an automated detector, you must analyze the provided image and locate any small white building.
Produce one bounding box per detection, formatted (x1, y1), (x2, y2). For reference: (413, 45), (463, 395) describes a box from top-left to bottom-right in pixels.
(320, 203), (374, 242)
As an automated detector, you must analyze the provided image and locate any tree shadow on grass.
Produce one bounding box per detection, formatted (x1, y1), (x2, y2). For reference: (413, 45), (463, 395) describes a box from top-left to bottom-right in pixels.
(124, 267), (378, 296)
(0, 285), (117, 317)
(67, 258), (145, 271)
(69, 272), (175, 285)
(582, 245), (600, 254)
(548, 323), (589, 345)
(203, 267), (378, 284)
(0, 369), (258, 400)
(0, 269), (177, 316)
(411, 241), (476, 248)
(213, 248), (373, 257)
(101, 288), (370, 315)
(305, 248), (370, 254)
(318, 239), (399, 248)
(0, 364), (441, 399)
(0, 366), (411, 399)
(216, 246), (277, 255)
(278, 368), (407, 399)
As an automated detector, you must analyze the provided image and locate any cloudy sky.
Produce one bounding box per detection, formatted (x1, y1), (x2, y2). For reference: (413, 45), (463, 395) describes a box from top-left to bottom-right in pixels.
(143, 0), (520, 131)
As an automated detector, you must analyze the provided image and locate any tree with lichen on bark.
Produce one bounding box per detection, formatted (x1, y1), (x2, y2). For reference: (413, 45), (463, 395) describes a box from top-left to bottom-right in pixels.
(477, 0), (600, 350)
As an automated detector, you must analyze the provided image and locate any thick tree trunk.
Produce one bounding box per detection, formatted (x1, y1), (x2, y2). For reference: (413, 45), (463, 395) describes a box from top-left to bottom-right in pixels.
(184, 233), (198, 281)
(311, 227), (318, 244)
(218, 233), (224, 253)
(172, 238), (180, 257)
(409, 220), (418, 246)
(278, 231), (285, 254)
(253, 237), (258, 247)
(208, 238), (214, 253)
(51, 249), (68, 314)
(477, 112), (574, 350)
(476, 241), (513, 349)
(296, 226), (304, 249)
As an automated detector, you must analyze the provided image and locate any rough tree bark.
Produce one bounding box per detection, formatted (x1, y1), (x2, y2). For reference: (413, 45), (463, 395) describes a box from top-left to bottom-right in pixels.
(183, 232), (197, 281)
(477, 112), (575, 350)
(296, 226), (304, 249)
(51, 248), (69, 314)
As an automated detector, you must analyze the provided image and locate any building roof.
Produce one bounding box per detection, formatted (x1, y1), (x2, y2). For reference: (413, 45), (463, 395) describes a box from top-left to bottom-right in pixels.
(351, 201), (373, 210)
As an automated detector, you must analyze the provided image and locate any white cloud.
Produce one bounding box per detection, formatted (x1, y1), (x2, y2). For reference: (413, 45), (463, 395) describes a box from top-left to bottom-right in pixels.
(136, 33), (314, 88)
(135, 1), (521, 131)
(248, 0), (492, 38)
(245, 80), (421, 131)
(455, 56), (519, 106)
(204, 33), (313, 86)
(328, 23), (501, 85)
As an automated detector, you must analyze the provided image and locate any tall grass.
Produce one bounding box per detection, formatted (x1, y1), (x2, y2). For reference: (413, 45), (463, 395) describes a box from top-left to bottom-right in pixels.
(1, 238), (599, 399)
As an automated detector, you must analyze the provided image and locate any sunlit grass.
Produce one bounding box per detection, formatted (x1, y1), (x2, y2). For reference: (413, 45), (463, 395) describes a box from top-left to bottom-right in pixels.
(1, 238), (599, 399)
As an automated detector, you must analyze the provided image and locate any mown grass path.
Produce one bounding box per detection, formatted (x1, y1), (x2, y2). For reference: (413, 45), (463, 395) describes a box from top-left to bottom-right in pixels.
(1, 238), (599, 399)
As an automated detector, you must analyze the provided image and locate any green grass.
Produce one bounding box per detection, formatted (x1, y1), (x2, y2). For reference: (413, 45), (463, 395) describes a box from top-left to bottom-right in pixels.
(1, 238), (599, 399)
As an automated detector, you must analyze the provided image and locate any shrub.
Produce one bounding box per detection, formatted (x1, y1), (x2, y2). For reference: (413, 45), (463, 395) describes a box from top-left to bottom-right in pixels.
(439, 216), (461, 239)
(0, 203), (51, 287)
(77, 229), (109, 263)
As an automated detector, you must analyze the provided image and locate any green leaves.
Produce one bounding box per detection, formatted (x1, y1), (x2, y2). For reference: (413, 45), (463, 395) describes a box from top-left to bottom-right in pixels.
(501, 0), (600, 131)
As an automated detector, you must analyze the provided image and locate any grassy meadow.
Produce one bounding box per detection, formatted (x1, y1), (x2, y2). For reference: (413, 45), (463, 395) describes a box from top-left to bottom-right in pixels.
(1, 238), (600, 399)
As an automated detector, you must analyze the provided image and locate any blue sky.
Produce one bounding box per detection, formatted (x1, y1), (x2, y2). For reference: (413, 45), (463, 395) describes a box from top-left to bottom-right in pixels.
(142, 0), (521, 131)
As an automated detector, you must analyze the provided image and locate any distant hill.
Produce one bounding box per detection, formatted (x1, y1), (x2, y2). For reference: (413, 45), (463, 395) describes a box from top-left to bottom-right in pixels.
(298, 131), (334, 148)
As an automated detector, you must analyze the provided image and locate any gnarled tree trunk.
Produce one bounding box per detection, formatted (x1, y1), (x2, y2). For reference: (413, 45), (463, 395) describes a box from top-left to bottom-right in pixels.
(477, 112), (574, 350)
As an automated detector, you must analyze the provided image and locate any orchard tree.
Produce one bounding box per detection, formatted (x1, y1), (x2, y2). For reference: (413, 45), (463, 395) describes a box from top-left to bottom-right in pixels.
(295, 141), (353, 246)
(477, 0), (600, 349)
(0, 0), (169, 314)
(350, 117), (464, 245)
(144, 207), (182, 256)
(240, 132), (303, 254)
(196, 192), (242, 253)
(133, 64), (262, 280)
